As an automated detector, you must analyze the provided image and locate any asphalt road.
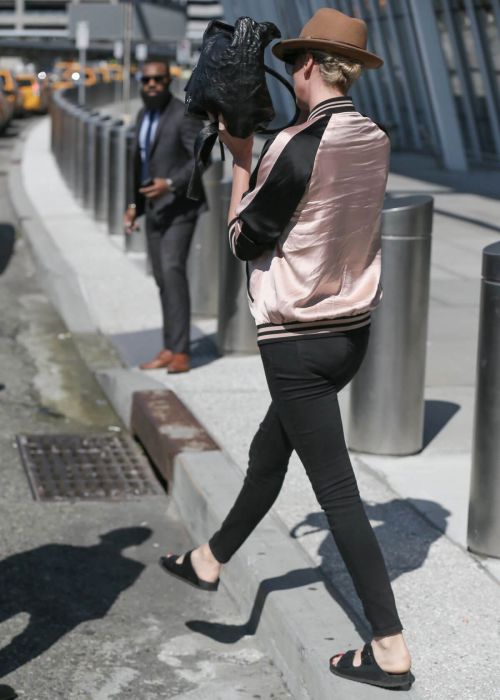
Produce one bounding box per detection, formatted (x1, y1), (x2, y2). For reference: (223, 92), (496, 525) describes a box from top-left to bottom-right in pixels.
(0, 118), (292, 700)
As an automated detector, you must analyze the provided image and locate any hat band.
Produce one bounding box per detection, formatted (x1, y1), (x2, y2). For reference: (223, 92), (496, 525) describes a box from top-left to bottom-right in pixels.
(299, 35), (367, 51)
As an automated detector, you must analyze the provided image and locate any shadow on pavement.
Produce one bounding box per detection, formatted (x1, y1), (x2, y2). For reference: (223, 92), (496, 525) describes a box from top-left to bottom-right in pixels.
(0, 527), (151, 676)
(109, 327), (219, 369)
(187, 498), (449, 644)
(423, 400), (461, 448)
(0, 224), (15, 276)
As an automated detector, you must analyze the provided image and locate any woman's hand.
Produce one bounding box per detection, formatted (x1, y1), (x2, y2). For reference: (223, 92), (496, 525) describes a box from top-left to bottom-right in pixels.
(217, 116), (253, 167)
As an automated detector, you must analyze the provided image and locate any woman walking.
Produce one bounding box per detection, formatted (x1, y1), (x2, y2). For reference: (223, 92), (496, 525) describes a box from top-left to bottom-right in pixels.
(161, 8), (414, 691)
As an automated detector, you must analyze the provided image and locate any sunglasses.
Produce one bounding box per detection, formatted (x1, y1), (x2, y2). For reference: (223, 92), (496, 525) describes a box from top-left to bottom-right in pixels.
(140, 75), (166, 85)
(284, 53), (304, 76)
(284, 50), (327, 75)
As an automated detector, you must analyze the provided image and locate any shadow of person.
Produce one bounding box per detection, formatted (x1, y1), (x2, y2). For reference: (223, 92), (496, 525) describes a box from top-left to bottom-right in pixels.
(186, 498), (449, 644)
(0, 527), (152, 676)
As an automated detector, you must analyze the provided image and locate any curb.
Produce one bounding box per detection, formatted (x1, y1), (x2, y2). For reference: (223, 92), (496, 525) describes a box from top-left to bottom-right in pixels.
(8, 120), (420, 700)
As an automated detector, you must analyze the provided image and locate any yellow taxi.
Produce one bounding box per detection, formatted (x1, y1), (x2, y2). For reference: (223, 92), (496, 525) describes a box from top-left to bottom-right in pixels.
(108, 64), (124, 82)
(61, 65), (96, 87)
(0, 69), (23, 116)
(16, 73), (50, 113)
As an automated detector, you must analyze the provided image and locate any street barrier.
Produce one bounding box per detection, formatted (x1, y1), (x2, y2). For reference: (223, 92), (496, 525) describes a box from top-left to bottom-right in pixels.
(107, 120), (127, 237)
(75, 108), (95, 204)
(217, 178), (258, 354)
(187, 160), (223, 316)
(467, 241), (500, 558)
(124, 125), (146, 253)
(348, 195), (434, 455)
(93, 115), (113, 221)
(83, 112), (105, 211)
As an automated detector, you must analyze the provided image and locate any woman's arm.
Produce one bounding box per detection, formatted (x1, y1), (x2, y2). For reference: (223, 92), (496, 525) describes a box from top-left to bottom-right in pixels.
(217, 119), (253, 224)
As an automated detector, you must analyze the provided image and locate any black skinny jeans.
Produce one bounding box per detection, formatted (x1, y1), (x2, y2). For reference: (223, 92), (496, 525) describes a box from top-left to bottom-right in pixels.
(209, 327), (403, 637)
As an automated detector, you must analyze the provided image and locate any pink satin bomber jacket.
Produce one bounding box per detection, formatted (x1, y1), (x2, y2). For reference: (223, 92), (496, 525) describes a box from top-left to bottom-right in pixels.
(228, 96), (390, 345)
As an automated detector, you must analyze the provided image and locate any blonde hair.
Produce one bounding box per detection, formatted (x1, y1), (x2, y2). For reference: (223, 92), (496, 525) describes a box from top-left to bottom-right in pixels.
(311, 51), (363, 92)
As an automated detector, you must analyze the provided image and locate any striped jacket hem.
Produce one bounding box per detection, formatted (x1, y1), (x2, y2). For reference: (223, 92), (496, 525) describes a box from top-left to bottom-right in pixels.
(256, 311), (371, 345)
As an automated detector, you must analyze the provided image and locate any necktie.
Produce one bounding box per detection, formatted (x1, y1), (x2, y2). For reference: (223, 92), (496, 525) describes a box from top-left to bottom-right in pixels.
(142, 110), (157, 182)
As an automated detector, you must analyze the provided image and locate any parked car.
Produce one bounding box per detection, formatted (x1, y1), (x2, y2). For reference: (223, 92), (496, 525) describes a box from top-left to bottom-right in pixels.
(0, 69), (23, 116)
(61, 65), (98, 87)
(16, 73), (50, 113)
(0, 87), (12, 133)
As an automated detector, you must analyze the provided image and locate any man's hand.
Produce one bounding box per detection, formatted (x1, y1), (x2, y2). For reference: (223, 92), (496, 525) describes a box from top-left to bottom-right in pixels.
(124, 206), (139, 235)
(139, 177), (171, 199)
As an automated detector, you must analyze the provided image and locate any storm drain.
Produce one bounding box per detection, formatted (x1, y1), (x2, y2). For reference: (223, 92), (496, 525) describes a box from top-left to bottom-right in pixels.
(16, 433), (163, 501)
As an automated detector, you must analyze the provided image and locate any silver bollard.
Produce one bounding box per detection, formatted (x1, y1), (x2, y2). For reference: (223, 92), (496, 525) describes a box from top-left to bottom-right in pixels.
(348, 194), (434, 455)
(61, 105), (76, 184)
(467, 241), (500, 558)
(65, 105), (81, 194)
(188, 160), (223, 316)
(107, 120), (127, 236)
(94, 117), (114, 221)
(75, 108), (95, 204)
(124, 125), (145, 253)
(83, 112), (103, 211)
(93, 115), (113, 221)
(217, 178), (258, 354)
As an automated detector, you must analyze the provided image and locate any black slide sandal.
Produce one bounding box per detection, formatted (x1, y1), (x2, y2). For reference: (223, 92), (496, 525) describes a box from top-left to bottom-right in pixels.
(159, 550), (219, 592)
(0, 685), (17, 700)
(329, 643), (415, 691)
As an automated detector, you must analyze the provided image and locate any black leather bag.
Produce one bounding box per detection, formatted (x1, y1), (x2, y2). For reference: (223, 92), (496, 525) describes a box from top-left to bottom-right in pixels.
(185, 16), (299, 200)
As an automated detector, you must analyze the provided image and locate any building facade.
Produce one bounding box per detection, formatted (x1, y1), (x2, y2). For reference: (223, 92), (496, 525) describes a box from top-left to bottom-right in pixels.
(220, 0), (500, 172)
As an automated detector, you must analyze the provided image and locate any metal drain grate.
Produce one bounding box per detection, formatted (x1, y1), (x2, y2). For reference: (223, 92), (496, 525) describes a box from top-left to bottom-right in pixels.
(16, 433), (163, 501)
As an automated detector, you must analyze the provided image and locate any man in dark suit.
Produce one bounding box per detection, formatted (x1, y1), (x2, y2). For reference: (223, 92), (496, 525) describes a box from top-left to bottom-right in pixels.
(124, 59), (204, 374)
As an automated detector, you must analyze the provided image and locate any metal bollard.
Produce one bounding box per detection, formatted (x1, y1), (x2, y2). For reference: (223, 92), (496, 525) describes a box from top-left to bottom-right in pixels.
(187, 160), (223, 316)
(348, 194), (434, 455)
(217, 178), (258, 354)
(67, 105), (82, 194)
(50, 96), (62, 161)
(107, 120), (127, 236)
(467, 241), (500, 558)
(74, 108), (94, 204)
(124, 125), (145, 252)
(93, 116), (114, 222)
(83, 112), (104, 211)
(60, 105), (74, 183)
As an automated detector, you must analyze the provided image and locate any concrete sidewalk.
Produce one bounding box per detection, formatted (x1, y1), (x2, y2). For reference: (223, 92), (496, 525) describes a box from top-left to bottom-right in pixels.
(9, 117), (500, 700)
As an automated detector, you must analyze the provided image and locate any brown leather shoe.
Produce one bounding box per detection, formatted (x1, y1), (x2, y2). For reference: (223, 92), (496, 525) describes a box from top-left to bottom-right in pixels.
(167, 353), (190, 374)
(139, 349), (173, 370)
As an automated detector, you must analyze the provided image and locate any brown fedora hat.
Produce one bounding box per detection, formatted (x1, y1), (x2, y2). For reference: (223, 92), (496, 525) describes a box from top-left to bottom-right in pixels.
(272, 7), (383, 69)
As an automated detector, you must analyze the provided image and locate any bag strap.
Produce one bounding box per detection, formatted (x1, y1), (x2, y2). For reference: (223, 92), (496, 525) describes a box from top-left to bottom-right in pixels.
(257, 65), (300, 135)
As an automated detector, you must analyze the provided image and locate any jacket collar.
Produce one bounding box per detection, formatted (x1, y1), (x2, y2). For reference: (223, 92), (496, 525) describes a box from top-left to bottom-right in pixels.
(307, 95), (355, 121)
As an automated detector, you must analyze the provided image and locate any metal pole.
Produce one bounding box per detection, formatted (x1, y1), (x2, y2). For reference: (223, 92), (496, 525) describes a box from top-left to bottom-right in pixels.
(348, 195), (434, 455)
(187, 160), (223, 317)
(76, 20), (89, 107)
(468, 242), (500, 558)
(217, 179), (258, 354)
(78, 47), (86, 106)
(122, 0), (133, 115)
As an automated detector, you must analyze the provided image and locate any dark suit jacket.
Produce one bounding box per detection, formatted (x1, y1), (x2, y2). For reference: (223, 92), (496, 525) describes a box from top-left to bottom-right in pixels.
(133, 94), (206, 228)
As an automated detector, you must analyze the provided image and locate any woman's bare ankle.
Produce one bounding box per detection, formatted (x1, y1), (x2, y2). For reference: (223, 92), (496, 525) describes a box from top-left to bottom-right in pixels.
(189, 543), (222, 582)
(199, 543), (221, 566)
(372, 633), (411, 673)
